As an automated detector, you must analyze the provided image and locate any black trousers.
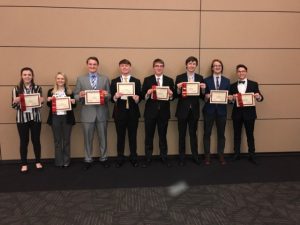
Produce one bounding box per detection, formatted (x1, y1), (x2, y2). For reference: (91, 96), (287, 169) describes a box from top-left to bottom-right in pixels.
(144, 117), (168, 160)
(203, 112), (226, 155)
(17, 121), (41, 165)
(233, 118), (255, 155)
(114, 116), (139, 161)
(178, 109), (199, 160)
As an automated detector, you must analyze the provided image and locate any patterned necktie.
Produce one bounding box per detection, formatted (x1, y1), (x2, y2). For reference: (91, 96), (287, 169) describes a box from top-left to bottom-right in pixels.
(216, 76), (220, 90)
(156, 77), (160, 86)
(123, 77), (129, 109)
(91, 75), (97, 90)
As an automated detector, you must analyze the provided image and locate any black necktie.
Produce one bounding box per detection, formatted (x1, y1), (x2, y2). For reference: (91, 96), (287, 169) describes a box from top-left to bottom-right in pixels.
(238, 80), (245, 84)
(216, 76), (220, 90)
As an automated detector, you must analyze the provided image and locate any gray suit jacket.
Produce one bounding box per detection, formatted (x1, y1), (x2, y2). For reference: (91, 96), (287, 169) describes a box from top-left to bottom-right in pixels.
(74, 73), (111, 122)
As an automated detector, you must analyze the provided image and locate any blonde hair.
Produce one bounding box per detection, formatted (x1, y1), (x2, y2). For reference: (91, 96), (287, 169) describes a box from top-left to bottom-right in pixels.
(52, 72), (72, 95)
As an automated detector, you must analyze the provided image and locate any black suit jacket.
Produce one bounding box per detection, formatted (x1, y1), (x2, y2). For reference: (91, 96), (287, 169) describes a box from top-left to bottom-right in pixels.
(230, 79), (264, 120)
(142, 74), (175, 120)
(110, 76), (141, 120)
(174, 73), (204, 120)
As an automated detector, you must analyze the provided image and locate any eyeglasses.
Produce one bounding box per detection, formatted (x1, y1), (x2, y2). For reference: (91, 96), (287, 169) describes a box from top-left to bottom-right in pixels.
(213, 65), (222, 68)
(154, 65), (164, 68)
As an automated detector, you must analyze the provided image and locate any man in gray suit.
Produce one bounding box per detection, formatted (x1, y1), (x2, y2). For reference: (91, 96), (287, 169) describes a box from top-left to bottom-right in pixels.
(74, 56), (111, 169)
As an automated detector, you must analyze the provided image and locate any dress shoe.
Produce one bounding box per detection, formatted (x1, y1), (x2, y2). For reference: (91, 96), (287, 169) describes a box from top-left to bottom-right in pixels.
(83, 162), (92, 170)
(35, 163), (44, 171)
(161, 158), (172, 168)
(101, 160), (110, 168)
(204, 154), (211, 165)
(141, 159), (151, 168)
(131, 160), (139, 168)
(193, 157), (201, 165)
(20, 165), (28, 174)
(248, 156), (259, 165)
(232, 154), (241, 161)
(115, 160), (124, 168)
(178, 160), (186, 167)
(219, 155), (226, 165)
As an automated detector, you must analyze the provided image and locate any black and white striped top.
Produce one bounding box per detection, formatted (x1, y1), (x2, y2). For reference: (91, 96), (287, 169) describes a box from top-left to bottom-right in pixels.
(12, 85), (42, 123)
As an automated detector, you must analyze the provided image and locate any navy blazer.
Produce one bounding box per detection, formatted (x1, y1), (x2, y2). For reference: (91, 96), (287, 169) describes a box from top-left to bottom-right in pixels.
(110, 76), (141, 120)
(203, 75), (230, 116)
(174, 73), (204, 120)
(230, 79), (264, 120)
(142, 74), (175, 120)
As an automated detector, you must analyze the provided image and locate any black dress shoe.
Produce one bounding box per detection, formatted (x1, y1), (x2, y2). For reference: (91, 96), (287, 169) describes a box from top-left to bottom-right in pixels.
(83, 162), (92, 170)
(178, 160), (186, 167)
(101, 160), (110, 168)
(193, 158), (201, 165)
(232, 154), (241, 161)
(141, 159), (151, 168)
(248, 156), (259, 165)
(115, 160), (124, 168)
(131, 160), (139, 167)
(162, 159), (172, 168)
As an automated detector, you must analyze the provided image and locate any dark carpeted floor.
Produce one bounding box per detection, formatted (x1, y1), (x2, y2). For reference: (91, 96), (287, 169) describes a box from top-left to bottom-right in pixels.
(1, 154), (300, 225)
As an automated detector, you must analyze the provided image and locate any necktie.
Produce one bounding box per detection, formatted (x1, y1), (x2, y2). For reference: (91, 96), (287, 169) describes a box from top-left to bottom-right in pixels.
(156, 77), (160, 86)
(238, 80), (245, 84)
(91, 75), (97, 90)
(188, 76), (193, 82)
(123, 77), (129, 109)
(216, 76), (220, 90)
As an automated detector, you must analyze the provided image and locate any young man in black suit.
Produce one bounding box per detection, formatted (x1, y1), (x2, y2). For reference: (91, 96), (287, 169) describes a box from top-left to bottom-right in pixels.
(110, 59), (142, 168)
(141, 58), (175, 167)
(175, 56), (206, 166)
(230, 64), (263, 164)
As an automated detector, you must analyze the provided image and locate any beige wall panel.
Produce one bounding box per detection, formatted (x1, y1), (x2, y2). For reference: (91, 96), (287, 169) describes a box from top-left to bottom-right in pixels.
(0, 8), (200, 48)
(0, 0), (200, 10)
(0, 48), (199, 85)
(201, 12), (300, 48)
(202, 0), (300, 11)
(200, 49), (300, 84)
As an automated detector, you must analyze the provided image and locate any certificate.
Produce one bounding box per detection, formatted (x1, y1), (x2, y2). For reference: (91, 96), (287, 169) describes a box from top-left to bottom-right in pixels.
(184, 82), (200, 96)
(210, 90), (228, 104)
(153, 86), (169, 101)
(23, 93), (41, 108)
(236, 92), (255, 107)
(85, 90), (104, 105)
(55, 97), (72, 111)
(117, 82), (135, 96)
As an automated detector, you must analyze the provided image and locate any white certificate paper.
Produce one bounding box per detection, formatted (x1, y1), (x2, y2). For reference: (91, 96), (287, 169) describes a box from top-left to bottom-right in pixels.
(55, 97), (72, 111)
(236, 93), (255, 107)
(24, 93), (41, 108)
(85, 90), (101, 105)
(185, 82), (200, 96)
(117, 82), (135, 96)
(210, 90), (228, 104)
(153, 86), (169, 101)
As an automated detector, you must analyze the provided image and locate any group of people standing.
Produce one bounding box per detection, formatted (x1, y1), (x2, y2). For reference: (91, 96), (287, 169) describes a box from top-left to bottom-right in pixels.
(12, 56), (263, 173)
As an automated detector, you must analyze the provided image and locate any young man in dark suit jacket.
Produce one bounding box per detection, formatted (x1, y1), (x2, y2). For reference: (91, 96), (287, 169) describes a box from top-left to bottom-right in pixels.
(175, 56), (206, 166)
(110, 59), (142, 168)
(203, 59), (232, 165)
(141, 58), (175, 167)
(230, 64), (264, 164)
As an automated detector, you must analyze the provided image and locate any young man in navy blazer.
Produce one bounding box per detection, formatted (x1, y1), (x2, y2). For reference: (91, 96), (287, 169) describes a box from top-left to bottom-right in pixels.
(230, 64), (263, 164)
(110, 59), (142, 168)
(203, 59), (232, 165)
(141, 58), (175, 167)
(175, 56), (206, 166)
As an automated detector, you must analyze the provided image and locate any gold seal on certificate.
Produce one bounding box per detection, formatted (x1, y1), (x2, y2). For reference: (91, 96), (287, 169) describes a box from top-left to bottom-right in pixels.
(24, 93), (41, 108)
(210, 90), (228, 104)
(236, 92), (255, 107)
(185, 82), (200, 96)
(117, 82), (135, 96)
(153, 86), (169, 101)
(55, 97), (72, 111)
(85, 90), (103, 105)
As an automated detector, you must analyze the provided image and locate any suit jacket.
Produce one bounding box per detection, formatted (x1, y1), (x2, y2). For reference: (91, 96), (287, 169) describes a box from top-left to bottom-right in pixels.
(203, 75), (230, 116)
(110, 75), (141, 120)
(175, 73), (204, 120)
(142, 74), (175, 120)
(73, 73), (111, 122)
(46, 88), (76, 125)
(230, 79), (264, 120)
